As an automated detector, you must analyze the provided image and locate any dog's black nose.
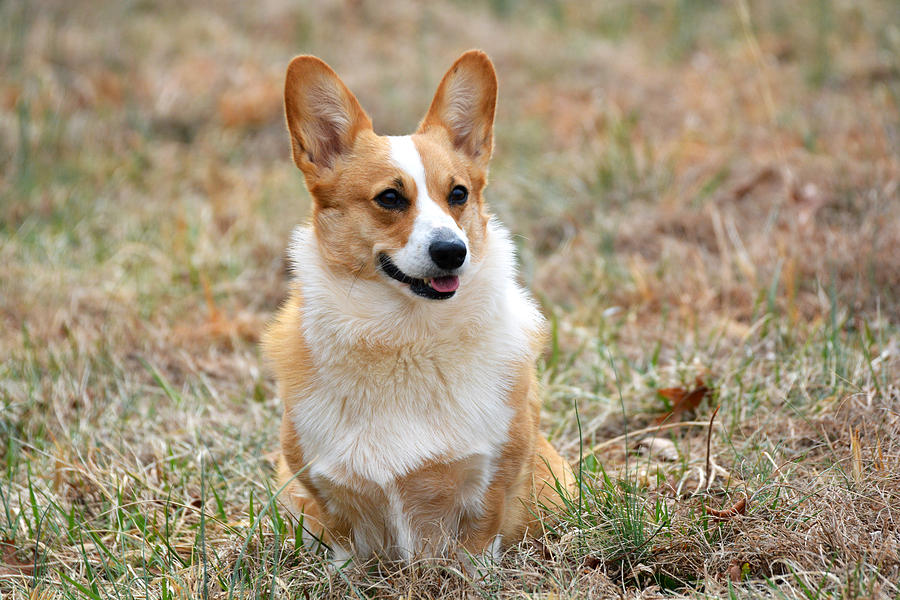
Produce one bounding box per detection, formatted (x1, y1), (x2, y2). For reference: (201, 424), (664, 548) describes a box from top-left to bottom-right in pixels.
(429, 235), (467, 270)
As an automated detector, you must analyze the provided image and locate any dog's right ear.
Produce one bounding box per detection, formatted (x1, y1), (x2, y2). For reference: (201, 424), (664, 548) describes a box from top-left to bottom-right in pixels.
(284, 56), (372, 178)
(418, 50), (497, 169)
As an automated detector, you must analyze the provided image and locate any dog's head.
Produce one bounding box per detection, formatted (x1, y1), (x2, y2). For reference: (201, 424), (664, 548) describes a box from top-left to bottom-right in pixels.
(284, 51), (497, 300)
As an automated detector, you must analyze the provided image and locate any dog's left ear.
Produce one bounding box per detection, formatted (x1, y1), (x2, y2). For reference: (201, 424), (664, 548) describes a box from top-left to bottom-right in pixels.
(418, 50), (497, 168)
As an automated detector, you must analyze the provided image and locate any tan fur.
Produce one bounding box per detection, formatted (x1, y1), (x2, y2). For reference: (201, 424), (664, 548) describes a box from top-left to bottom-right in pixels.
(263, 50), (574, 562)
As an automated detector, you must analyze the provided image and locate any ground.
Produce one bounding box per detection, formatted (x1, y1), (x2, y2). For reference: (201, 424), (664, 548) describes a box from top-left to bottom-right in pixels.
(1, 1), (899, 598)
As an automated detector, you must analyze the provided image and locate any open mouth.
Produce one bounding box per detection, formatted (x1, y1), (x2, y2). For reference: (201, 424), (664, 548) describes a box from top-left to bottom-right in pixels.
(378, 254), (459, 300)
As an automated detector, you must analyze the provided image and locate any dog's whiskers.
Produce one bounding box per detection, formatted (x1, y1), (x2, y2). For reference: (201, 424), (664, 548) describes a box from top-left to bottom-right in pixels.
(346, 263), (367, 298)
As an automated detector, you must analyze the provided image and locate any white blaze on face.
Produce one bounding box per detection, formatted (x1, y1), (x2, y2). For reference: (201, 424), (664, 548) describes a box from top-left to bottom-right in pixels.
(387, 135), (468, 277)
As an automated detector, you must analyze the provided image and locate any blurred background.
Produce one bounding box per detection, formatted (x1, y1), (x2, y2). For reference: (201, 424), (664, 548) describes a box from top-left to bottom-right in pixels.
(3, 1), (898, 341)
(2, 0), (898, 352)
(1, 1), (899, 596)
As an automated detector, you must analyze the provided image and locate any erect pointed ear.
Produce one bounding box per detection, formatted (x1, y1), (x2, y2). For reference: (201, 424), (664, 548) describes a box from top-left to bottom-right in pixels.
(284, 56), (372, 177)
(417, 50), (498, 168)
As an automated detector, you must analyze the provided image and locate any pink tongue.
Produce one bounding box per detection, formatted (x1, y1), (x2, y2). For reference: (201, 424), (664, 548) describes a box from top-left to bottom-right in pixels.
(429, 276), (460, 293)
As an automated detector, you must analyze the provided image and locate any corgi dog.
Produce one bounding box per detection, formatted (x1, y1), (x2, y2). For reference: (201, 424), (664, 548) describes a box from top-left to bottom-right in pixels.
(262, 50), (573, 564)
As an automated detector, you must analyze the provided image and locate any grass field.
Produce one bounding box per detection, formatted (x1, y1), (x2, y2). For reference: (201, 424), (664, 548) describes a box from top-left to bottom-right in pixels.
(2, 0), (899, 597)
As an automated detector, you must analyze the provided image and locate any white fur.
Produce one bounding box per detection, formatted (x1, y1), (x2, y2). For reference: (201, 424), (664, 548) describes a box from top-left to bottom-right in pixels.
(286, 213), (543, 559)
(386, 483), (414, 561)
(385, 135), (468, 277)
(444, 75), (478, 141)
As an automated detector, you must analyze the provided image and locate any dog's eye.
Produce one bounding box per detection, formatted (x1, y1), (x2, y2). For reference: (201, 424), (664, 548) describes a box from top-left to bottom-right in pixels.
(448, 185), (468, 206)
(374, 188), (408, 211)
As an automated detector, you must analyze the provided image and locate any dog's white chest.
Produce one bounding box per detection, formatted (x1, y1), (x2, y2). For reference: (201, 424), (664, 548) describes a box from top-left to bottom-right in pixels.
(290, 337), (515, 487)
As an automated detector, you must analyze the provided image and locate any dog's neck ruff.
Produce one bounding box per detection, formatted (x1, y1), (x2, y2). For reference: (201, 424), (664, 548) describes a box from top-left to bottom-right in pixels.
(288, 218), (542, 351)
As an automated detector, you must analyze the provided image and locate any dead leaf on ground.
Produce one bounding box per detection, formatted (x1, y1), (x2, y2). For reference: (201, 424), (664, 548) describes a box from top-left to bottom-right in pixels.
(656, 377), (711, 424)
(727, 559), (743, 582)
(706, 496), (748, 522)
(1, 540), (35, 578)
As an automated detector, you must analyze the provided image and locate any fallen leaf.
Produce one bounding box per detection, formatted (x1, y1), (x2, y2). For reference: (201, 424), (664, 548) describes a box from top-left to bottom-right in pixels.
(656, 377), (710, 424)
(707, 496), (747, 521)
(1, 540), (35, 578)
(727, 560), (742, 582)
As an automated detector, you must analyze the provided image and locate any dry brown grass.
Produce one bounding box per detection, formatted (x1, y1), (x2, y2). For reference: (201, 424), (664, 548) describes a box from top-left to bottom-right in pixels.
(1, 0), (899, 598)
